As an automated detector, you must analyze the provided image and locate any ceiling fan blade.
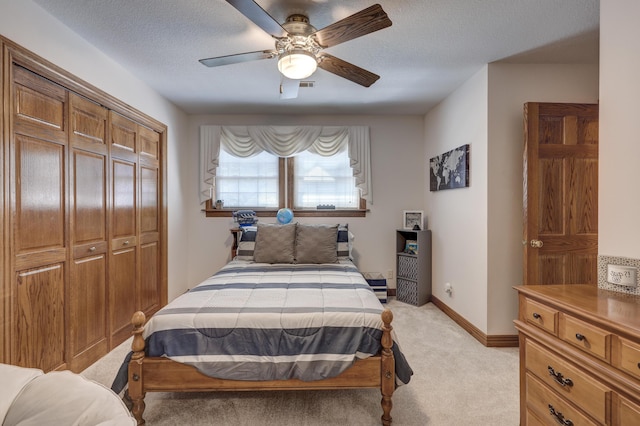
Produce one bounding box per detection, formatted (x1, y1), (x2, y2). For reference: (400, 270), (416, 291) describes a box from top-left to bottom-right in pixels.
(317, 54), (380, 87)
(279, 78), (300, 100)
(225, 0), (288, 38)
(313, 4), (392, 48)
(199, 50), (276, 67)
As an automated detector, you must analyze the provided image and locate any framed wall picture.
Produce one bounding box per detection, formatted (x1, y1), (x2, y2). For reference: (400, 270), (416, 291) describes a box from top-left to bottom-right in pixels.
(429, 144), (470, 191)
(403, 210), (424, 230)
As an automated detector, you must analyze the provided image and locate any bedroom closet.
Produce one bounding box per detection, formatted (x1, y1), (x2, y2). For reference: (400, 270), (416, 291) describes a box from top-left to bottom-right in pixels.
(0, 38), (167, 373)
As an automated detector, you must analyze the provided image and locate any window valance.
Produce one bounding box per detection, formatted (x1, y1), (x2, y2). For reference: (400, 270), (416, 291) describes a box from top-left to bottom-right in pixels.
(199, 125), (372, 205)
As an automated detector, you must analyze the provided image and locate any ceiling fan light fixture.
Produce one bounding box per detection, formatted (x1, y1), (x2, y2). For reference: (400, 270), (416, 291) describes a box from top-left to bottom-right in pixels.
(277, 49), (317, 80)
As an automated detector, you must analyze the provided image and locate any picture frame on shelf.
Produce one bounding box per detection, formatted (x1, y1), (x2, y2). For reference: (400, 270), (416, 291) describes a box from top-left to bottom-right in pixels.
(403, 210), (424, 230)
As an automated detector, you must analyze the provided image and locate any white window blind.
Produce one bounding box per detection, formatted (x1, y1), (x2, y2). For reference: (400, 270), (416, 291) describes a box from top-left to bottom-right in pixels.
(293, 150), (359, 209)
(216, 149), (279, 208)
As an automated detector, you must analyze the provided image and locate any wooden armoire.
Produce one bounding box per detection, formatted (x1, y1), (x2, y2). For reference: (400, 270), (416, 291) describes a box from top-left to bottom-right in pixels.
(0, 37), (167, 373)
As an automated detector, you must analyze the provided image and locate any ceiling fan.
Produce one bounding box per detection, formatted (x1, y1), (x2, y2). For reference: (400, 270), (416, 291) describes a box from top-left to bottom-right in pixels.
(199, 1), (392, 99)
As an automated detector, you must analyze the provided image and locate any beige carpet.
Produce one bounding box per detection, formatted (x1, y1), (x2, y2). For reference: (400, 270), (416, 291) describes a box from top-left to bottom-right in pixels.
(82, 300), (519, 425)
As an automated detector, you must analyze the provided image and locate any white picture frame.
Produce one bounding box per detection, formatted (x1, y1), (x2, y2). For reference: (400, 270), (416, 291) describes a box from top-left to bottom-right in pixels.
(403, 210), (424, 230)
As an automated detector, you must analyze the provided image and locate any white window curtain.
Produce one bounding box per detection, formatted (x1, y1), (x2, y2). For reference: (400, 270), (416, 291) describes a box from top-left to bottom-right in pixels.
(199, 125), (372, 205)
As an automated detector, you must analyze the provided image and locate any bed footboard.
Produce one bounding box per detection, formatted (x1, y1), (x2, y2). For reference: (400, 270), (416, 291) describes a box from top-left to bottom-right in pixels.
(128, 311), (147, 425)
(380, 309), (395, 426)
(127, 309), (396, 426)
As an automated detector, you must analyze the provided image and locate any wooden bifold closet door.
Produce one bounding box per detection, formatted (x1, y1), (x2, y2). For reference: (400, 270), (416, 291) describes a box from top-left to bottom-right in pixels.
(2, 40), (167, 372)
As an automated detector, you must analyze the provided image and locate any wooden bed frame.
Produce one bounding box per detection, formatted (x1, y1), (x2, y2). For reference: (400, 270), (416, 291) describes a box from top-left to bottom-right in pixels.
(126, 309), (397, 425)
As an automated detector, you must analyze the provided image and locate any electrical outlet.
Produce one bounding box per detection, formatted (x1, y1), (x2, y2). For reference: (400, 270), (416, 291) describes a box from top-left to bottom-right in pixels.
(445, 282), (452, 295)
(387, 269), (394, 279)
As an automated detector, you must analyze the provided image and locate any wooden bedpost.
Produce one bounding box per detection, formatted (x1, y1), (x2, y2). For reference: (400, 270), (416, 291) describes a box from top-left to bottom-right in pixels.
(380, 309), (395, 426)
(128, 311), (147, 425)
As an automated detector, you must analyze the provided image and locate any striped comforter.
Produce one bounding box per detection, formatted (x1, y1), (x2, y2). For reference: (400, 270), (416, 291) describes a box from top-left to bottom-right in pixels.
(142, 260), (412, 385)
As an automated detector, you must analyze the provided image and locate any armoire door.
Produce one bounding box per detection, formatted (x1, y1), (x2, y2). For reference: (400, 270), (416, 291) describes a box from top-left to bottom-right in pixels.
(11, 65), (68, 371)
(68, 93), (109, 371)
(109, 112), (139, 347)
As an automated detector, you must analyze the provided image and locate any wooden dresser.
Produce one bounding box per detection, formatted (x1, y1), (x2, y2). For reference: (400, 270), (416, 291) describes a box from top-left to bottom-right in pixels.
(514, 285), (640, 425)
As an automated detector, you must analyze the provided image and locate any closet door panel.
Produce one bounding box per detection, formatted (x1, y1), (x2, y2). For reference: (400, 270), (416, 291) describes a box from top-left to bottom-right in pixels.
(69, 253), (107, 371)
(14, 263), (65, 371)
(110, 112), (137, 156)
(110, 247), (137, 346)
(68, 94), (109, 371)
(140, 165), (158, 234)
(72, 151), (107, 243)
(12, 66), (67, 145)
(139, 125), (161, 317)
(14, 135), (65, 255)
(110, 112), (138, 347)
(112, 160), (136, 239)
(140, 240), (160, 315)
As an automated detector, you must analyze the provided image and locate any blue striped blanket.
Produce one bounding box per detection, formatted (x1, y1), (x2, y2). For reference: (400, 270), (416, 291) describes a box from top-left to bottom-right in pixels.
(138, 260), (412, 385)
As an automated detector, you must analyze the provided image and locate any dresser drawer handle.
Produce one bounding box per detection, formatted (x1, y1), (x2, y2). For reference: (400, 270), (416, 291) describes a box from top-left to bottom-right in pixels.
(575, 333), (585, 341)
(532, 312), (541, 319)
(548, 366), (574, 387)
(548, 404), (574, 426)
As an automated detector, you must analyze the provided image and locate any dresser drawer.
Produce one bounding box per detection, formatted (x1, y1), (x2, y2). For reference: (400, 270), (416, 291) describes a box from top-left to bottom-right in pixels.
(525, 408), (547, 426)
(559, 313), (611, 361)
(524, 298), (558, 335)
(616, 394), (640, 426)
(615, 337), (640, 380)
(525, 340), (609, 423)
(526, 373), (599, 426)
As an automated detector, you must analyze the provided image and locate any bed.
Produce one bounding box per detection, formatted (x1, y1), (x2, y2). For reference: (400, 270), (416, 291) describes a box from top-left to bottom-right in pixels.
(119, 223), (412, 425)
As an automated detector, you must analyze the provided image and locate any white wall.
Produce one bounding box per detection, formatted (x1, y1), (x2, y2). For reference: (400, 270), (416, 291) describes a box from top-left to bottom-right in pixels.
(599, 0), (640, 259)
(424, 67), (490, 332)
(424, 63), (598, 336)
(0, 0), (191, 301)
(183, 115), (425, 293)
(486, 63), (599, 334)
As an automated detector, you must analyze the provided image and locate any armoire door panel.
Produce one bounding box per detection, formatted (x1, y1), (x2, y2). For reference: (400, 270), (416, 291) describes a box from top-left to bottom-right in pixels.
(14, 263), (65, 371)
(110, 248), (137, 346)
(112, 160), (136, 240)
(69, 253), (108, 372)
(72, 150), (107, 244)
(15, 134), (66, 254)
(141, 165), (159, 234)
(140, 240), (160, 316)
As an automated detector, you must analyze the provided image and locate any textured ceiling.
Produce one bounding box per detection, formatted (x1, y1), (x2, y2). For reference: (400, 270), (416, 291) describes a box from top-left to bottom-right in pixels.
(31, 0), (600, 115)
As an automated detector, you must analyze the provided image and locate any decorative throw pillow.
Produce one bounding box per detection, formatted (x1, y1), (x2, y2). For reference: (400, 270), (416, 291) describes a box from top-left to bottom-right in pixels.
(253, 223), (297, 263)
(295, 224), (338, 264)
(235, 226), (257, 260)
(337, 224), (352, 259)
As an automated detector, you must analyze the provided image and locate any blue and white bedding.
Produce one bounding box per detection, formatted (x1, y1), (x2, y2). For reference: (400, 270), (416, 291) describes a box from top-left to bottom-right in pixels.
(140, 259), (412, 385)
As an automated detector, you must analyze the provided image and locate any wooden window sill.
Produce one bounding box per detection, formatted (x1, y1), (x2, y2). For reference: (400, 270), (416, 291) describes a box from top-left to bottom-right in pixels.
(204, 209), (367, 218)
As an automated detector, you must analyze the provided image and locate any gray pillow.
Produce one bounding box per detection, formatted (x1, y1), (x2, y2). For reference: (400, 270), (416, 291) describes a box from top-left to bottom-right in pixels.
(253, 223), (296, 263)
(295, 224), (338, 264)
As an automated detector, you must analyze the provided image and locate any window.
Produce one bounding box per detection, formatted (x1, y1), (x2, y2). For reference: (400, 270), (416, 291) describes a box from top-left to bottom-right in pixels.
(209, 149), (364, 216)
(216, 149), (281, 208)
(290, 150), (360, 209)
